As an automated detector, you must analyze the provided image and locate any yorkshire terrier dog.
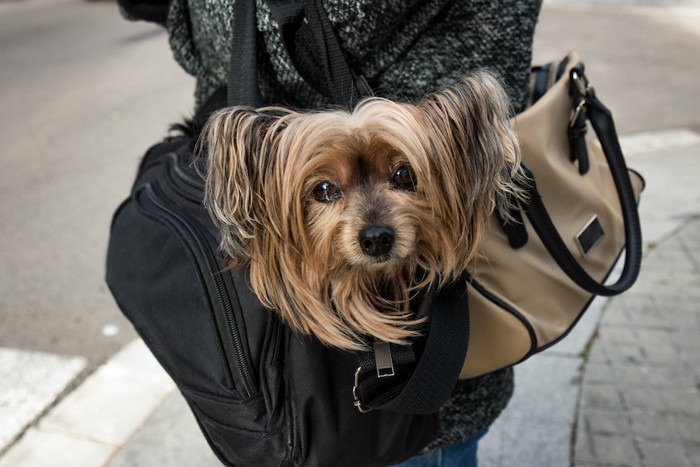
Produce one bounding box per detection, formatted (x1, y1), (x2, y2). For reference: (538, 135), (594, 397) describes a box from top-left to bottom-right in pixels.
(202, 71), (522, 350)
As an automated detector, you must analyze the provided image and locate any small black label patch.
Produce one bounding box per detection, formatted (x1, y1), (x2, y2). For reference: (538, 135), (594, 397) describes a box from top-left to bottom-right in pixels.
(577, 216), (605, 255)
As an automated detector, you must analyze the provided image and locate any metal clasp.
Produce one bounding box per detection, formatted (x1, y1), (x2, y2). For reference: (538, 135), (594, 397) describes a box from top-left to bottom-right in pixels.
(352, 341), (396, 413)
(571, 69), (589, 96)
(569, 68), (590, 127)
(569, 69), (591, 128)
(352, 367), (371, 413)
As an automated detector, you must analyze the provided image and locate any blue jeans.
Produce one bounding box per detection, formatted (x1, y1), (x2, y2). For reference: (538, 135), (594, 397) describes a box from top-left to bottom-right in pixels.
(392, 429), (488, 467)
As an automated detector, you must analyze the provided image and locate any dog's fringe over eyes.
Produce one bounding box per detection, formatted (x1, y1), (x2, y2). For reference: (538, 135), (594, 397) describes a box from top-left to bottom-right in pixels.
(201, 71), (523, 350)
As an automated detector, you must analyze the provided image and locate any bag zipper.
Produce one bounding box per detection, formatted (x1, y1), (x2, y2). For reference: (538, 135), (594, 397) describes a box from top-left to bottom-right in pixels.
(160, 154), (263, 395)
(154, 162), (291, 455)
(141, 183), (257, 398)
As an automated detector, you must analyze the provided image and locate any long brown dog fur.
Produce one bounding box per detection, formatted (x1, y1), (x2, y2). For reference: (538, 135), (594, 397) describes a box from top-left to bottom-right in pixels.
(201, 71), (522, 350)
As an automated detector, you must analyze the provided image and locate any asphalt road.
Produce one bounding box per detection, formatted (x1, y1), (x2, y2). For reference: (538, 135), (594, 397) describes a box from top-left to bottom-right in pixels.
(1, 0), (699, 371)
(0, 0), (194, 369)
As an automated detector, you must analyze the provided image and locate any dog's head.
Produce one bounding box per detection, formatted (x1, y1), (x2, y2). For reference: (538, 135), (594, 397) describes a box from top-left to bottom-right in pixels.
(202, 71), (522, 349)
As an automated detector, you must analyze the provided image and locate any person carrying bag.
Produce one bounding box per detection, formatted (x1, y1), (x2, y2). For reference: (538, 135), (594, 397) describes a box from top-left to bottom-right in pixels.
(109, 1), (642, 465)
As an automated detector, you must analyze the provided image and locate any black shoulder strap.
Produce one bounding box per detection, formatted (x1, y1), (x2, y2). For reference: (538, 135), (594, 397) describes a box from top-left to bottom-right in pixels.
(287, 0), (370, 107)
(228, 0), (263, 107)
(228, 0), (371, 109)
(353, 277), (470, 414)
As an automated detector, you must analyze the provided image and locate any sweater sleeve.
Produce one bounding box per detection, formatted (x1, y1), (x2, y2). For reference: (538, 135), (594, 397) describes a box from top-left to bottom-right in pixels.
(117, 0), (171, 25)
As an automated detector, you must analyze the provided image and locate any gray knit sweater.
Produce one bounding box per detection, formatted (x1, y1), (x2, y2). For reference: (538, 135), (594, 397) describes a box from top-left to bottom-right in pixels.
(167, 0), (541, 113)
(162, 0), (541, 456)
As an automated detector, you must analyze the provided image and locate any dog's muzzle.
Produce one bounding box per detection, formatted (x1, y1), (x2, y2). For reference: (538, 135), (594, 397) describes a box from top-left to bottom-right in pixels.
(359, 226), (394, 258)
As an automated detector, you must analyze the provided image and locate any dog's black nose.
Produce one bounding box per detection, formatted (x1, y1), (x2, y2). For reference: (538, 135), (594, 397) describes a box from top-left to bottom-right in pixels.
(359, 226), (395, 257)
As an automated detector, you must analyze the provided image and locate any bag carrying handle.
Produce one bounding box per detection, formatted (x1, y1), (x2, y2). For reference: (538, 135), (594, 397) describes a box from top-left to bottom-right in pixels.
(521, 67), (643, 296)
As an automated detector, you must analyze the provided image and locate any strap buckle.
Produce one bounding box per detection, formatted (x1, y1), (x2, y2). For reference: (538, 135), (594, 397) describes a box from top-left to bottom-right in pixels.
(352, 341), (396, 413)
(569, 99), (586, 127)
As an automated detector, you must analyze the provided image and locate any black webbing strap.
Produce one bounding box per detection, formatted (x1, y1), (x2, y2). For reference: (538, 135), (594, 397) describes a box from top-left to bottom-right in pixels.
(353, 277), (470, 414)
(228, 0), (262, 107)
(228, 0), (370, 109)
(297, 0), (368, 107)
(270, 0), (372, 108)
(520, 69), (642, 296)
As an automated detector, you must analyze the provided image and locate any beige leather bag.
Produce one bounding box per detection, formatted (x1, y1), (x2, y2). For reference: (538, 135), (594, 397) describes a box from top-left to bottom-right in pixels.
(460, 53), (645, 378)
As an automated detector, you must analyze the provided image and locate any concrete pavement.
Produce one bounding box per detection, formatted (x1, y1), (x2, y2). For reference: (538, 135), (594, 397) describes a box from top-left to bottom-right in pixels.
(574, 216), (700, 466)
(0, 0), (193, 454)
(2, 1), (700, 466)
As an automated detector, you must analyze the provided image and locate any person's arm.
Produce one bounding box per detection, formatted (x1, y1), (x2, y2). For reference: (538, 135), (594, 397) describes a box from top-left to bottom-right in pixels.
(118, 0), (171, 25)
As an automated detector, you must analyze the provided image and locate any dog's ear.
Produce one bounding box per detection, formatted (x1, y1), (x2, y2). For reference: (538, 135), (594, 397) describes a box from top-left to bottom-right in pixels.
(418, 71), (522, 268)
(201, 106), (292, 264)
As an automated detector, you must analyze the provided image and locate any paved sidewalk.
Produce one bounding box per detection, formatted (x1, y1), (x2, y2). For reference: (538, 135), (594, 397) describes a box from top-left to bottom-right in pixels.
(573, 217), (700, 466)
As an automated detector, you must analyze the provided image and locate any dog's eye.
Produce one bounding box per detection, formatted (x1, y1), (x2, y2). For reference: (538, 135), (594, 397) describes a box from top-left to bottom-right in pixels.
(312, 181), (342, 203)
(392, 165), (417, 191)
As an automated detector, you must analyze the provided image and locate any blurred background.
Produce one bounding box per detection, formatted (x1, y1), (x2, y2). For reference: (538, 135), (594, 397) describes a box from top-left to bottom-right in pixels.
(1, 0), (699, 465)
